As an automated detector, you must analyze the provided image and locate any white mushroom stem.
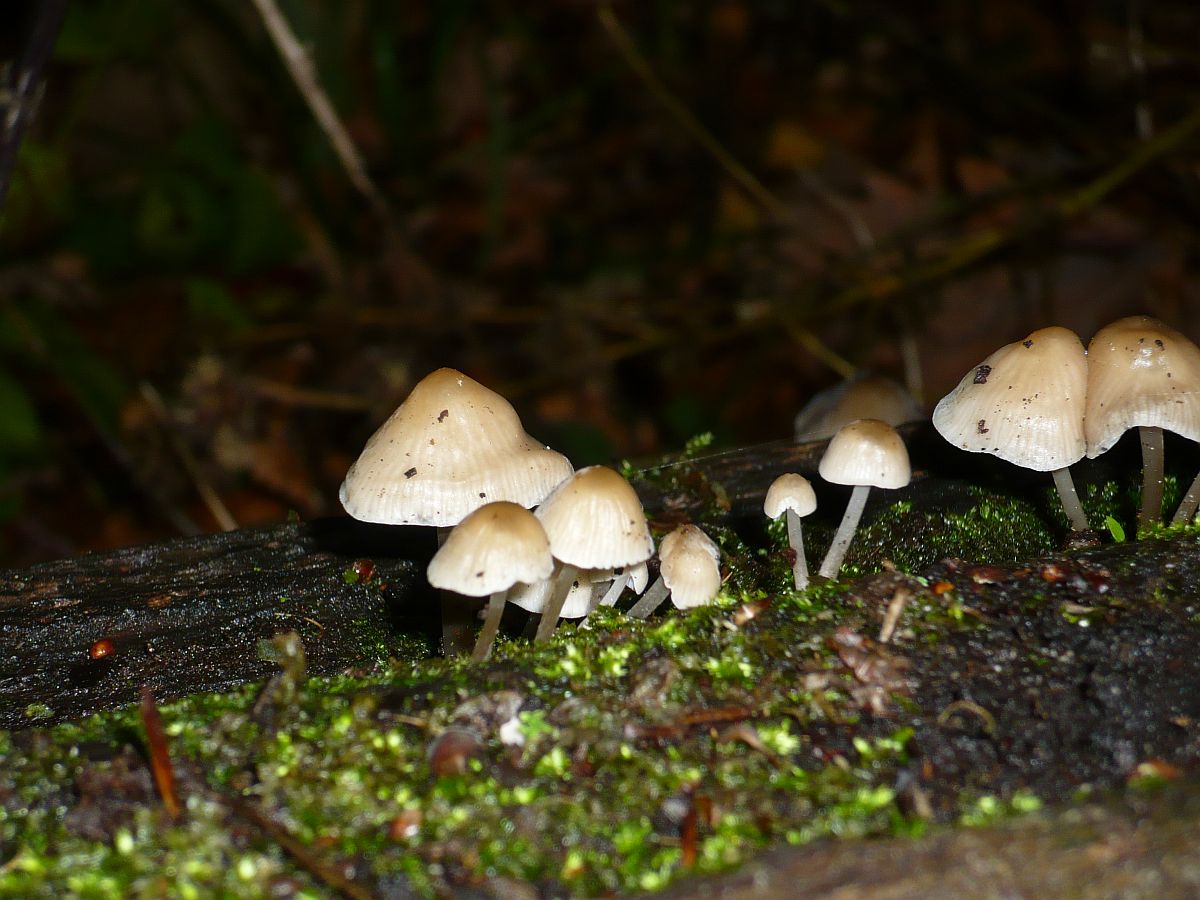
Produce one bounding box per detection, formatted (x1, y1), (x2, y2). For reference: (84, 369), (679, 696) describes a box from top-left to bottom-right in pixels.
(597, 574), (629, 608)
(1172, 468), (1200, 525)
(470, 590), (509, 662)
(1050, 467), (1089, 532)
(627, 576), (669, 619)
(534, 563), (579, 642)
(818, 485), (871, 580)
(437, 526), (478, 657)
(1138, 425), (1165, 529)
(785, 507), (809, 591)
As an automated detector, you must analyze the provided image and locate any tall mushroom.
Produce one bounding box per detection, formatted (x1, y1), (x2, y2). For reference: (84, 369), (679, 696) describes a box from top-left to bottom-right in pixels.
(763, 474), (817, 590)
(339, 367), (573, 654)
(817, 419), (911, 579)
(533, 465), (654, 641)
(427, 502), (552, 662)
(1083, 316), (1200, 529)
(931, 326), (1090, 532)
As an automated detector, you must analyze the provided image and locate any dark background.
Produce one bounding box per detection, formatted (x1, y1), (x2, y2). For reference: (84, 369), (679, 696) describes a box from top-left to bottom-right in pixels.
(1, 0), (1198, 566)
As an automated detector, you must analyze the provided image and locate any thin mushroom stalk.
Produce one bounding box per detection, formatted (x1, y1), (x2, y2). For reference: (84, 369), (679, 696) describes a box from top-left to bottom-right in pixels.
(1172, 468), (1200, 525)
(437, 526), (479, 656)
(534, 563), (580, 642)
(818, 485), (870, 580)
(1050, 467), (1090, 533)
(627, 576), (669, 619)
(1138, 425), (1165, 529)
(785, 507), (810, 590)
(470, 590), (509, 662)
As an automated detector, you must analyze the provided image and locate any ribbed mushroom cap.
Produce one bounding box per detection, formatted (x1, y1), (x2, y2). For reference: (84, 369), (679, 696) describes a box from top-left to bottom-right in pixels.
(931, 326), (1087, 472)
(1084, 316), (1200, 457)
(506, 575), (595, 618)
(426, 502), (552, 597)
(794, 375), (924, 442)
(763, 474), (817, 519)
(340, 368), (573, 526)
(818, 419), (911, 489)
(661, 545), (721, 610)
(659, 523), (720, 564)
(535, 466), (654, 569)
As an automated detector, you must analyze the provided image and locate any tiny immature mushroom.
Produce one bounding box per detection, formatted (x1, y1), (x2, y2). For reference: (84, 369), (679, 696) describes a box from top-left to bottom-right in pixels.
(931, 326), (1090, 532)
(533, 465), (654, 641)
(1083, 316), (1200, 529)
(338, 367), (572, 656)
(628, 524), (721, 619)
(763, 473), (817, 590)
(816, 419), (911, 580)
(426, 502), (553, 662)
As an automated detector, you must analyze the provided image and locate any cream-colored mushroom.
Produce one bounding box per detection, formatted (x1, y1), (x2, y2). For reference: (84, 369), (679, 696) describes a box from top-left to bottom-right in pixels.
(764, 473), (817, 590)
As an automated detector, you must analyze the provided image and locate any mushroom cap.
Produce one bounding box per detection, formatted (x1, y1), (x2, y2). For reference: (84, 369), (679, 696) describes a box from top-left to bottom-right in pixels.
(658, 524), (722, 609)
(794, 375), (924, 442)
(763, 473), (818, 519)
(659, 523), (721, 564)
(931, 326), (1087, 472)
(339, 368), (573, 527)
(818, 419), (912, 489)
(535, 466), (654, 569)
(427, 502), (553, 596)
(1084, 316), (1200, 457)
(505, 568), (597, 618)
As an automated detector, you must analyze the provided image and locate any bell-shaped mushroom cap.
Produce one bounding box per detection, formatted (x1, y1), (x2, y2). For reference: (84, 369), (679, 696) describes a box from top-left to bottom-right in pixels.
(507, 574), (596, 618)
(340, 368), (573, 526)
(818, 419), (912, 489)
(659, 523), (720, 564)
(535, 466), (654, 569)
(658, 527), (722, 610)
(427, 501), (553, 597)
(795, 375), (924, 442)
(1084, 316), (1200, 457)
(763, 474), (817, 519)
(931, 326), (1087, 472)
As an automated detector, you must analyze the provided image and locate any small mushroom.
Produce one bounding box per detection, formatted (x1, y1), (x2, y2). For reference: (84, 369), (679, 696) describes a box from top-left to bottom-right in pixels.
(1083, 316), (1200, 528)
(628, 524), (721, 618)
(816, 419), (911, 580)
(931, 326), (1090, 532)
(426, 502), (553, 662)
(533, 466), (654, 641)
(339, 367), (573, 655)
(763, 473), (817, 590)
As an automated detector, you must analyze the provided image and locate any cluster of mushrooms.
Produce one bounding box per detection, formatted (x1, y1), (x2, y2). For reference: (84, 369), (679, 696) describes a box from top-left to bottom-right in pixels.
(338, 368), (725, 661)
(338, 314), (1200, 660)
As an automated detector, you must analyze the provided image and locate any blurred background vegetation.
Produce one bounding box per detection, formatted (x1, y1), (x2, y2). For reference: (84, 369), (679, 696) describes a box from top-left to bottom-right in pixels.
(2, 0), (1200, 565)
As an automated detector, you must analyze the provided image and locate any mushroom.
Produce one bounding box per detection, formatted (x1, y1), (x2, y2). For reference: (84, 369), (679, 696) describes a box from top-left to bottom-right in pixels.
(816, 419), (911, 580)
(627, 524), (722, 618)
(506, 563), (647, 622)
(794, 374), (924, 443)
(339, 367), (573, 654)
(763, 473), (817, 591)
(931, 326), (1090, 532)
(532, 465), (654, 641)
(427, 502), (552, 662)
(1083, 316), (1200, 529)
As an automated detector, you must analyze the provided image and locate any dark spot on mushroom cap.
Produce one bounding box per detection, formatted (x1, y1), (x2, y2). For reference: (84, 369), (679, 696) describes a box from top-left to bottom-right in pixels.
(1022, 340), (1033, 348)
(404, 467), (418, 478)
(438, 409), (449, 422)
(1156, 339), (1165, 349)
(479, 492), (486, 498)
(977, 419), (989, 434)
(973, 365), (992, 384)
(476, 571), (484, 578)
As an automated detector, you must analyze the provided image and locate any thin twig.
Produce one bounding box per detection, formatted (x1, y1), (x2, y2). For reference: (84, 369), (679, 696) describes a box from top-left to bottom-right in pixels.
(0, 0), (68, 209)
(139, 687), (182, 821)
(597, 4), (794, 226)
(140, 382), (239, 533)
(250, 0), (392, 224)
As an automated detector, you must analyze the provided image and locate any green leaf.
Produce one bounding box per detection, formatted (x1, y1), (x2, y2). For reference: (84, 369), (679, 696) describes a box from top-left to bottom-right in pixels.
(1104, 515), (1126, 543)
